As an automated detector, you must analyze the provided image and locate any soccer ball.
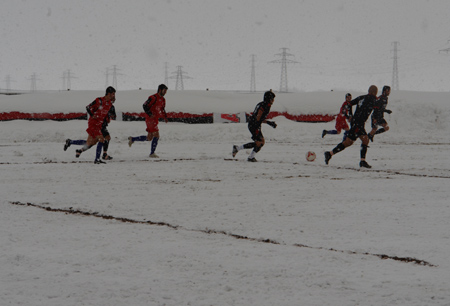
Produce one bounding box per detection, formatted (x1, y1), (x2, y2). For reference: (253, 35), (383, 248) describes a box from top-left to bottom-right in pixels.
(306, 151), (316, 162)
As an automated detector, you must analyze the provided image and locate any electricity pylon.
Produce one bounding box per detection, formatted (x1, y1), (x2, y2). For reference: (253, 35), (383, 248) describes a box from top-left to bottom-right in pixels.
(269, 48), (298, 92)
(27, 73), (39, 92)
(170, 66), (192, 90)
(62, 69), (76, 90)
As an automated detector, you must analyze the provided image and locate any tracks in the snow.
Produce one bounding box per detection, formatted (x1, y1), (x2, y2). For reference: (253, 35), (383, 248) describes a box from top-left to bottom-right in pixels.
(9, 201), (437, 267)
(2, 157), (449, 179)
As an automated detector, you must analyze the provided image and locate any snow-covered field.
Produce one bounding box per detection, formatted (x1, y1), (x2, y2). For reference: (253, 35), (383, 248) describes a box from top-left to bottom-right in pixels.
(1, 90), (450, 305)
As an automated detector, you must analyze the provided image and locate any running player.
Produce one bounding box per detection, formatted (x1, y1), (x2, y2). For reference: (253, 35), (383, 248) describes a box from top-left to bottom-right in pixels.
(128, 84), (168, 158)
(322, 93), (353, 140)
(368, 85), (392, 142)
(324, 85), (378, 168)
(64, 86), (116, 164)
(232, 90), (277, 162)
(64, 95), (116, 161)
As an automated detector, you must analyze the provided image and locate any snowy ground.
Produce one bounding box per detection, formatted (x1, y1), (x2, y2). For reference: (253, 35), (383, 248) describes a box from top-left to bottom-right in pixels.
(1, 91), (450, 305)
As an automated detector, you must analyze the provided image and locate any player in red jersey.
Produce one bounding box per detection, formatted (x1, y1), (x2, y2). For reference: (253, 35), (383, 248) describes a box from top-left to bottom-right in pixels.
(322, 93), (353, 140)
(74, 86), (116, 164)
(128, 84), (168, 158)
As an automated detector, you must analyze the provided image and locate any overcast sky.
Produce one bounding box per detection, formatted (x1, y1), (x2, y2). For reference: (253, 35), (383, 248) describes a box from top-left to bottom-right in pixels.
(2, 0), (450, 92)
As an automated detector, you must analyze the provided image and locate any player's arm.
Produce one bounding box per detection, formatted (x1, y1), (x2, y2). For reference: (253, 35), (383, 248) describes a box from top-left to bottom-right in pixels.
(143, 97), (154, 117)
(350, 96), (361, 106)
(162, 107), (168, 123)
(255, 108), (264, 122)
(86, 99), (99, 117)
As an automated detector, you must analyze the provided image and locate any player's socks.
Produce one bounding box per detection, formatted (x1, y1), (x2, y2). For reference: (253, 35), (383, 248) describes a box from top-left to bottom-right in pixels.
(72, 140), (86, 145)
(332, 143), (346, 154)
(327, 130), (338, 134)
(95, 143), (102, 161)
(133, 135), (148, 142)
(103, 140), (109, 152)
(248, 150), (256, 159)
(375, 128), (386, 135)
(243, 142), (255, 149)
(150, 137), (159, 155)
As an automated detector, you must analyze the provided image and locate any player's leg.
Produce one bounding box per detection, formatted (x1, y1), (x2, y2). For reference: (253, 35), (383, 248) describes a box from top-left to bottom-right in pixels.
(100, 134), (112, 160)
(324, 131), (355, 164)
(368, 119), (378, 142)
(375, 121), (389, 135)
(359, 133), (371, 168)
(94, 135), (105, 163)
(76, 134), (97, 158)
(149, 131), (160, 157)
(64, 139), (86, 151)
(248, 133), (264, 162)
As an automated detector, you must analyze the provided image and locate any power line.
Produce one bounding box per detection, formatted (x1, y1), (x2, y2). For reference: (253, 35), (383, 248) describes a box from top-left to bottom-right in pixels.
(269, 48), (299, 92)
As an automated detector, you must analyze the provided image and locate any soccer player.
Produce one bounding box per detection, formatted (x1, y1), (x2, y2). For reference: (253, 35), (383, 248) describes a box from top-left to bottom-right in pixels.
(232, 90), (277, 162)
(368, 85), (392, 142)
(324, 85), (378, 168)
(322, 93), (353, 140)
(128, 84), (168, 158)
(64, 95), (116, 161)
(64, 86), (116, 164)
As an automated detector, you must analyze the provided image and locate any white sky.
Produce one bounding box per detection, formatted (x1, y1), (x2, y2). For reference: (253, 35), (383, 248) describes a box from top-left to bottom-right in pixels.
(2, 0), (450, 92)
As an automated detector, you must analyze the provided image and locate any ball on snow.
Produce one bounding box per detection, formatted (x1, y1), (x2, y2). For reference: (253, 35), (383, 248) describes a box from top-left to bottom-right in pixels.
(306, 151), (316, 162)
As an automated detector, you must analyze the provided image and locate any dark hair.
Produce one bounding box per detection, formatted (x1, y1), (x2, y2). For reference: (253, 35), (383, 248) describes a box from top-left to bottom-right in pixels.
(382, 86), (391, 93)
(158, 84), (168, 92)
(105, 86), (116, 94)
(264, 90), (276, 102)
(345, 93), (352, 98)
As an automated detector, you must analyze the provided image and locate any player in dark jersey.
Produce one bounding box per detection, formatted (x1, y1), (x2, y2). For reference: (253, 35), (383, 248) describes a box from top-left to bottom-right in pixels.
(64, 96), (116, 161)
(322, 93), (353, 140)
(232, 91), (277, 162)
(324, 85), (378, 168)
(368, 85), (392, 142)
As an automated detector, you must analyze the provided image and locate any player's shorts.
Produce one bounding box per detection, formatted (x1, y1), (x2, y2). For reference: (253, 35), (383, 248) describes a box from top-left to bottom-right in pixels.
(86, 120), (103, 138)
(249, 125), (263, 142)
(371, 118), (387, 129)
(346, 124), (366, 141)
(101, 127), (110, 138)
(335, 115), (349, 133)
(145, 116), (160, 133)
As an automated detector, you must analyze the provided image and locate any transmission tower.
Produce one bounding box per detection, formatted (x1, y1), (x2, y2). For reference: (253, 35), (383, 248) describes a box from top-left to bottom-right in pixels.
(4, 75), (15, 92)
(269, 48), (299, 92)
(250, 54), (256, 92)
(27, 73), (39, 92)
(110, 65), (123, 89)
(170, 66), (192, 90)
(391, 41), (400, 90)
(62, 69), (76, 90)
(164, 62), (169, 86)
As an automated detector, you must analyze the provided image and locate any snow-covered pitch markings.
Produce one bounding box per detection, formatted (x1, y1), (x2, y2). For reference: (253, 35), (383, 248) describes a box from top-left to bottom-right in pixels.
(9, 201), (437, 267)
